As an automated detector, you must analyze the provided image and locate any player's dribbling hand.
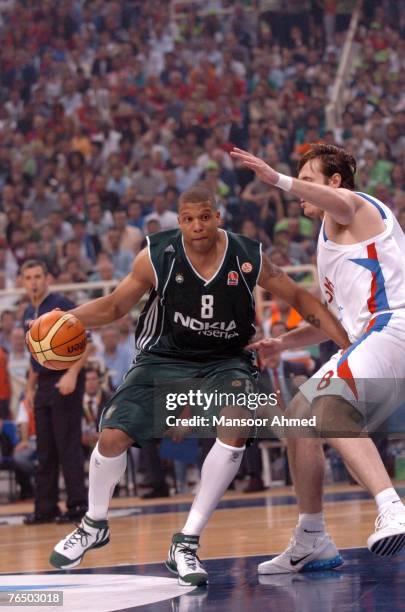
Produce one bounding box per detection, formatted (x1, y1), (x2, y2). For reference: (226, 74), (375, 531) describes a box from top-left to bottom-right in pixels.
(230, 148), (279, 185)
(246, 337), (283, 358)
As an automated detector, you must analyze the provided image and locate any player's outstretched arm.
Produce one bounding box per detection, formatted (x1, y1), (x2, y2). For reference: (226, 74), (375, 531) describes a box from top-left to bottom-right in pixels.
(230, 147), (357, 225)
(68, 248), (154, 328)
(257, 254), (350, 350)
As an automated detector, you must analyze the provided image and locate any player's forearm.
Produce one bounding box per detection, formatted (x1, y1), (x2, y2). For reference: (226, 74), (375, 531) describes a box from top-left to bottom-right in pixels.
(288, 179), (354, 225)
(69, 295), (122, 328)
(230, 149), (355, 225)
(292, 288), (350, 349)
(280, 324), (329, 351)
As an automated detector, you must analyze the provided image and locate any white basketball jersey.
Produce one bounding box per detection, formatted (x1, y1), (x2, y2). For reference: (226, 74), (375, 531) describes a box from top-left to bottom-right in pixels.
(317, 192), (405, 342)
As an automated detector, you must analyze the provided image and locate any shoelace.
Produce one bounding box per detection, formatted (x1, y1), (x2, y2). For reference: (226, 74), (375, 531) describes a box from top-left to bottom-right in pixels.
(177, 543), (202, 570)
(64, 525), (92, 550)
(375, 507), (405, 531)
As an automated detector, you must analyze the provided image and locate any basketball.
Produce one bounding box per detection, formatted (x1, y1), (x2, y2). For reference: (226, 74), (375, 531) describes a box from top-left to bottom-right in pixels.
(27, 310), (87, 370)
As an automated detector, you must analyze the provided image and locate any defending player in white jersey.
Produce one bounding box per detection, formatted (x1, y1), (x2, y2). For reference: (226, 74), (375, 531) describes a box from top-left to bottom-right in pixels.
(231, 144), (405, 573)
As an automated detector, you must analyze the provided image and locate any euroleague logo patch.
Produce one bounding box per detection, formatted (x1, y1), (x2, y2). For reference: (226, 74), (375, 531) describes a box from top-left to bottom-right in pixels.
(227, 271), (239, 286)
(175, 273), (184, 284)
(241, 262), (253, 273)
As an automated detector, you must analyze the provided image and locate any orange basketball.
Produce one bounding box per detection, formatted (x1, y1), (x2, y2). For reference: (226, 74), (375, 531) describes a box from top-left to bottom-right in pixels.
(27, 310), (87, 370)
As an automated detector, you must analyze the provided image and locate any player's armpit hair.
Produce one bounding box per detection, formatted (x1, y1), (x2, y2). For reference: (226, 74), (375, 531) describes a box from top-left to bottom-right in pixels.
(305, 314), (321, 327)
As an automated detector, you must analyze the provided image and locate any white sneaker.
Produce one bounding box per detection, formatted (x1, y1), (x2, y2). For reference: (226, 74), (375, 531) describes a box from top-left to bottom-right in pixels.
(49, 515), (110, 569)
(258, 528), (343, 574)
(367, 503), (405, 556)
(166, 533), (208, 586)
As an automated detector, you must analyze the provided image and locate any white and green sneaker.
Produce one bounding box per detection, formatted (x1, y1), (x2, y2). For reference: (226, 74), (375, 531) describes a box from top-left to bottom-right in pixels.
(49, 515), (110, 569)
(166, 533), (208, 586)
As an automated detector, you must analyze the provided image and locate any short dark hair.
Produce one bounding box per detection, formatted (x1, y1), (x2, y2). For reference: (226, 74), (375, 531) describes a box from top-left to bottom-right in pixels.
(113, 206), (128, 216)
(20, 259), (48, 275)
(178, 183), (217, 211)
(297, 144), (356, 189)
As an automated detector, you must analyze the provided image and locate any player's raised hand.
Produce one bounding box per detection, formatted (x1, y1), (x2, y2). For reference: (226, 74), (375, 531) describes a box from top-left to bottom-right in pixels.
(230, 148), (279, 185)
(246, 336), (283, 359)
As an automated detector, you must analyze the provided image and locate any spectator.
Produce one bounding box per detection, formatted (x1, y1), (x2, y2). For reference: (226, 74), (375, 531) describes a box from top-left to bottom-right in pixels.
(0, 309), (15, 352)
(7, 326), (30, 418)
(60, 238), (94, 276)
(111, 207), (144, 255)
(143, 193), (178, 231)
(26, 179), (58, 223)
(47, 211), (74, 244)
(71, 217), (100, 266)
(144, 218), (162, 238)
(127, 201), (145, 230)
(174, 152), (202, 192)
(116, 314), (137, 358)
(86, 201), (113, 240)
(106, 165), (132, 198)
(103, 227), (134, 278)
(0, 345), (10, 419)
(99, 325), (134, 391)
(0, 416), (18, 492)
(13, 398), (37, 500)
(82, 367), (110, 455)
(132, 155), (166, 205)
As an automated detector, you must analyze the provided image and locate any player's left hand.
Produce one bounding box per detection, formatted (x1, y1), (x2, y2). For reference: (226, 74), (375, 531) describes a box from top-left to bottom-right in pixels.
(56, 370), (78, 395)
(230, 148), (279, 185)
(246, 337), (283, 358)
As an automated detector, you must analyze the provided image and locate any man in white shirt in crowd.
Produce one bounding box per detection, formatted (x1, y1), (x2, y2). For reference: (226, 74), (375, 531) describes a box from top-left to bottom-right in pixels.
(99, 325), (134, 391)
(143, 193), (178, 231)
(13, 398), (37, 500)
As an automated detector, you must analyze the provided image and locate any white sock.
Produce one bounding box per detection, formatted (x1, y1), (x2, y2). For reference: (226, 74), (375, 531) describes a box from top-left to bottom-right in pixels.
(182, 439), (245, 536)
(88, 443), (127, 521)
(298, 512), (326, 534)
(375, 487), (402, 514)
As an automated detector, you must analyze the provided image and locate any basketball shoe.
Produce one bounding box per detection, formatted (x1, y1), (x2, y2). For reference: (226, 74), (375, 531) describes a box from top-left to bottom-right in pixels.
(258, 528), (343, 574)
(367, 503), (405, 556)
(166, 533), (208, 586)
(49, 515), (110, 569)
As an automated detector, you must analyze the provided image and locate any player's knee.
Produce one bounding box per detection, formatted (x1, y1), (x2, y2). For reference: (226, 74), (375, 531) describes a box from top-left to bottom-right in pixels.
(217, 405), (252, 444)
(98, 428), (134, 457)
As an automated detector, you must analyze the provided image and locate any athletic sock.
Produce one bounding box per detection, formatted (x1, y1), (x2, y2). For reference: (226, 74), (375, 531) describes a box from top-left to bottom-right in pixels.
(182, 439), (245, 536)
(375, 487), (402, 514)
(87, 443), (127, 521)
(297, 512), (326, 535)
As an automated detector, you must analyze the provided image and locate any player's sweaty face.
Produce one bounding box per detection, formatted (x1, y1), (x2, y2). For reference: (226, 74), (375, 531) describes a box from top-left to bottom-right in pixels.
(298, 158), (329, 219)
(178, 202), (220, 252)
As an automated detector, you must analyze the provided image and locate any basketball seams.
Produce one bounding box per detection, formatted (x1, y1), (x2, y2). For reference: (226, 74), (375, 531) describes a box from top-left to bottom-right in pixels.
(37, 314), (49, 366)
(48, 328), (86, 352)
(43, 313), (75, 347)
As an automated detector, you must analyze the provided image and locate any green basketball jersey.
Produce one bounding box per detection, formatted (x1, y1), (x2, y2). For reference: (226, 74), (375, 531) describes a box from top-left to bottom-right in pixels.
(134, 229), (262, 361)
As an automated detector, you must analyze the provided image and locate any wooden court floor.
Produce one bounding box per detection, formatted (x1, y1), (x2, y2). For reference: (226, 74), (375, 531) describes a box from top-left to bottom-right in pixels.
(2, 482), (403, 575)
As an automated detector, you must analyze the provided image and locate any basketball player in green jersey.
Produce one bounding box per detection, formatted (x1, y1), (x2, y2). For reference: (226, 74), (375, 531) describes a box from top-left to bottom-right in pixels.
(49, 184), (349, 585)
